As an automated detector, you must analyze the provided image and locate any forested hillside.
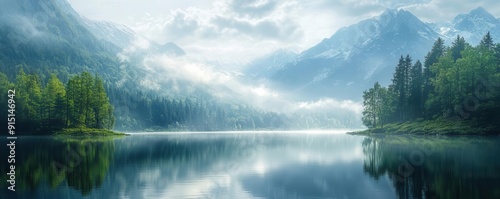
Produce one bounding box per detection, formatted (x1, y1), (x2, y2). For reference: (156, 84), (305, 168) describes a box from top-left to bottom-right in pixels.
(361, 32), (500, 133)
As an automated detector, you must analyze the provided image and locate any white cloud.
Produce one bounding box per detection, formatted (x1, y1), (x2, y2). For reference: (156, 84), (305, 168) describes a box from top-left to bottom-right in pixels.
(144, 55), (232, 85)
(294, 98), (363, 115)
(69, 0), (500, 63)
(93, 0), (303, 63)
(117, 37), (285, 104)
(251, 84), (278, 97)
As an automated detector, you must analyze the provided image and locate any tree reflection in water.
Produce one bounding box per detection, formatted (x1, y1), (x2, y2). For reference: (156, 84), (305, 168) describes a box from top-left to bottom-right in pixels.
(0, 137), (114, 196)
(2, 134), (500, 199)
(362, 136), (500, 199)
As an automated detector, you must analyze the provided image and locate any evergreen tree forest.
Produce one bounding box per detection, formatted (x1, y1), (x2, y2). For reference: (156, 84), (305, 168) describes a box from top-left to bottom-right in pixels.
(362, 32), (500, 132)
(1, 70), (115, 134)
(106, 86), (291, 131)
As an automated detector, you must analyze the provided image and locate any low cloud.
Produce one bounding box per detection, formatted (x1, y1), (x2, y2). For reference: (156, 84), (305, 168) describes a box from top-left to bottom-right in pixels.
(143, 53), (289, 109)
(119, 37), (282, 100)
(227, 0), (279, 18)
(292, 98), (363, 116)
(144, 55), (232, 86)
(115, 36), (364, 129)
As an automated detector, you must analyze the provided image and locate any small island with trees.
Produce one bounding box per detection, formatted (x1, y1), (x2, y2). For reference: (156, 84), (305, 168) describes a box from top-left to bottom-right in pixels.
(1, 70), (124, 136)
(354, 32), (500, 135)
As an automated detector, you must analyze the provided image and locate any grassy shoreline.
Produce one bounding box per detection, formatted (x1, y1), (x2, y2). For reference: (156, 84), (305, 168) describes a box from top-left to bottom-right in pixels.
(348, 119), (499, 136)
(53, 128), (127, 137)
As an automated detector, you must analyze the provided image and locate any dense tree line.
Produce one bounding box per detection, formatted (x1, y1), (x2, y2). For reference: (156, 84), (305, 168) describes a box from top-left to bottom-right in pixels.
(107, 85), (363, 131)
(362, 32), (500, 128)
(106, 86), (291, 131)
(1, 70), (114, 133)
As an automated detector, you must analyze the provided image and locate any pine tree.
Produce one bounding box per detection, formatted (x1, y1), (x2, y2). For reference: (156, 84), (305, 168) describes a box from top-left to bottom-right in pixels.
(423, 38), (445, 118)
(16, 69), (43, 132)
(409, 60), (423, 119)
(479, 31), (494, 50)
(66, 76), (77, 127)
(390, 55), (413, 121)
(43, 74), (66, 131)
(66, 74), (85, 127)
(91, 75), (114, 129)
(451, 35), (466, 62)
(494, 43), (500, 70)
(81, 72), (95, 127)
(428, 51), (455, 117)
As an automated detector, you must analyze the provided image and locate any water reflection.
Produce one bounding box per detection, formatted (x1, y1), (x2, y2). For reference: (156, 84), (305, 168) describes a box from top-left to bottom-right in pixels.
(362, 135), (500, 199)
(0, 136), (114, 198)
(97, 133), (395, 198)
(2, 133), (500, 199)
(106, 133), (375, 199)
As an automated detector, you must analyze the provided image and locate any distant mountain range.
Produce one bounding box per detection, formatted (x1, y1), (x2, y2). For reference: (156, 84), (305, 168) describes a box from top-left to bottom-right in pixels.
(247, 7), (500, 100)
(1, 0), (497, 129)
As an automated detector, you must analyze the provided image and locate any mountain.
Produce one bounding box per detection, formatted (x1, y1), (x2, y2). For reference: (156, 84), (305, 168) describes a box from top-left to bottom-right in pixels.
(250, 7), (500, 101)
(83, 14), (185, 56)
(433, 7), (500, 45)
(0, 0), (187, 80)
(267, 9), (438, 100)
(244, 48), (299, 79)
(0, 0), (129, 82)
(152, 42), (186, 56)
(82, 18), (136, 49)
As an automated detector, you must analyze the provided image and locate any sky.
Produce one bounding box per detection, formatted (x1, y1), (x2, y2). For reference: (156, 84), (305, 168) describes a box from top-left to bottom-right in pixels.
(67, 0), (500, 63)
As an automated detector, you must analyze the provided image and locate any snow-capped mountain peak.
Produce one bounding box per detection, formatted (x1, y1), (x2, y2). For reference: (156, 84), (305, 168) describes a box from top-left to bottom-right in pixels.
(453, 7), (498, 30)
(246, 7), (500, 100)
(82, 18), (137, 49)
(300, 8), (434, 61)
(261, 8), (440, 100)
(378, 8), (411, 25)
(468, 7), (496, 21)
(433, 7), (500, 45)
(245, 48), (299, 79)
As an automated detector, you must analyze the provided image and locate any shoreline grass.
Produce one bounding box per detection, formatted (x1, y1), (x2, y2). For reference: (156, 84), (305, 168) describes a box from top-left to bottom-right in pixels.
(348, 119), (499, 136)
(53, 128), (127, 137)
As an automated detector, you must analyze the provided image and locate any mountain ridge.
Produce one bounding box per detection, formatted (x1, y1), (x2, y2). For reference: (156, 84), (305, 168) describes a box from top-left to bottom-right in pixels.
(437, 7), (500, 45)
(266, 8), (437, 100)
(249, 7), (500, 100)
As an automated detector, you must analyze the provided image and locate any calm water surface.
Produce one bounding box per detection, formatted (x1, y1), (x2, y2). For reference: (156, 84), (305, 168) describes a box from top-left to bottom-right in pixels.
(1, 132), (500, 199)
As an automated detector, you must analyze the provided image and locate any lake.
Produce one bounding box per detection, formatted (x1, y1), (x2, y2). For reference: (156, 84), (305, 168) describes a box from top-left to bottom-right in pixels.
(2, 132), (500, 199)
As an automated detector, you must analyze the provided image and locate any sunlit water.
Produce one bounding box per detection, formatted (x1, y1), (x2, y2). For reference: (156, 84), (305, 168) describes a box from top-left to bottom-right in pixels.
(2, 132), (500, 199)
